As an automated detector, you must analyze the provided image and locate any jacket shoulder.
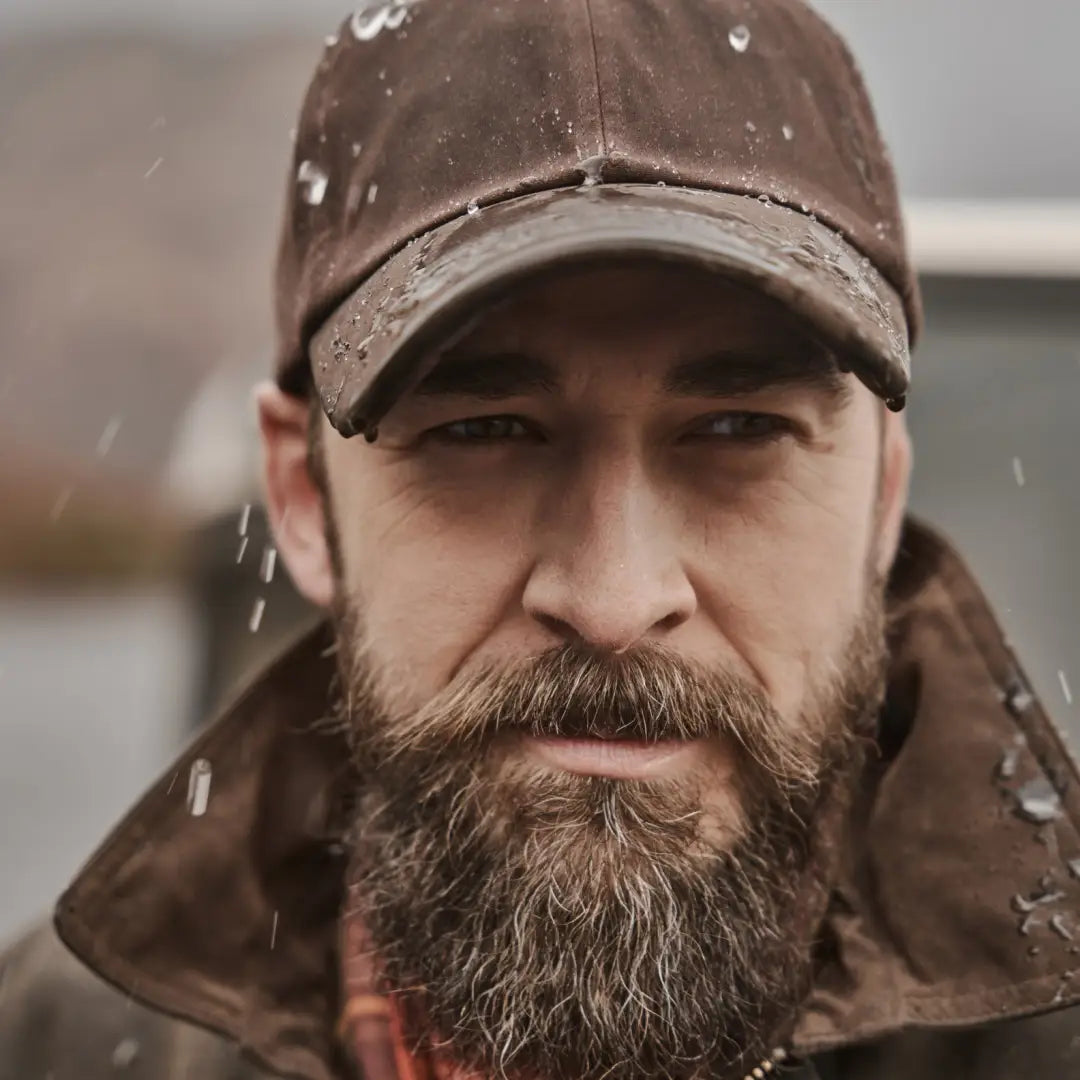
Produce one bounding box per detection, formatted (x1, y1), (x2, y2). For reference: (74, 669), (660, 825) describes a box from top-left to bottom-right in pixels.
(0, 920), (267, 1080)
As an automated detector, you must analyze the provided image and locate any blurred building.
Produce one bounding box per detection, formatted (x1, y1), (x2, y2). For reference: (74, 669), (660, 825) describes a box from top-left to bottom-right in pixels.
(0, 3), (1077, 941)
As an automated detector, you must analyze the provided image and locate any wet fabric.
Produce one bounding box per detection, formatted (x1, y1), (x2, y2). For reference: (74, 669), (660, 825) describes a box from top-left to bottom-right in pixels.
(274, 0), (921, 436)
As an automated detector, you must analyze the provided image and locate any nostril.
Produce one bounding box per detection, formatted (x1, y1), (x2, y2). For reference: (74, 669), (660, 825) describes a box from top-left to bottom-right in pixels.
(533, 612), (583, 644)
(656, 609), (690, 633)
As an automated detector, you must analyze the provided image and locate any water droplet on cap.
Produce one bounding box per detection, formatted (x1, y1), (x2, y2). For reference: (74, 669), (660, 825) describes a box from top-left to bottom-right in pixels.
(729, 24), (751, 52)
(297, 160), (329, 206)
(998, 746), (1021, 780)
(351, 2), (410, 42)
(782, 124), (795, 141)
(467, 200), (480, 215)
(1017, 777), (1063, 824)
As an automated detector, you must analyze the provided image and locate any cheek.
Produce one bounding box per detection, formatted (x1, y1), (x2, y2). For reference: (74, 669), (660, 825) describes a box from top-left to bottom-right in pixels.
(691, 447), (878, 717)
(331, 465), (533, 708)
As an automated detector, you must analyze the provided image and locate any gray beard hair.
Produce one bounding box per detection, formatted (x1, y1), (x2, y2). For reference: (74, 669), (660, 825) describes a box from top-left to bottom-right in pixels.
(336, 599), (886, 1080)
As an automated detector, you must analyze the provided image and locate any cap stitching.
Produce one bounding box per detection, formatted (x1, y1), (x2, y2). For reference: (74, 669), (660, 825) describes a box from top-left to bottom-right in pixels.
(581, 0), (609, 152)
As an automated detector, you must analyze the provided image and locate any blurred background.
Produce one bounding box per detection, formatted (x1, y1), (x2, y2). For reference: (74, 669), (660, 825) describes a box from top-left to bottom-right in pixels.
(0, 0), (1077, 941)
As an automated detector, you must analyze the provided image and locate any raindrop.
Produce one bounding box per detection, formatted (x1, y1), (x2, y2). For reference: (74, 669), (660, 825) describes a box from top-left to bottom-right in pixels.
(352, 142), (363, 158)
(1013, 456), (1026, 487)
(187, 759), (212, 817)
(249, 597), (267, 633)
(238, 503), (252, 537)
(782, 124), (795, 141)
(270, 910), (280, 950)
(325, 32), (340, 47)
(745, 120), (757, 133)
(367, 182), (379, 205)
(236, 536), (249, 565)
(1051, 914), (1074, 941)
(95, 415), (123, 458)
(1067, 857), (1080, 880)
(143, 156), (164, 181)
(1017, 777), (1063, 824)
(728, 24), (751, 52)
(50, 486), (74, 524)
(1013, 889), (1065, 913)
(297, 160), (329, 206)
(467, 200), (480, 215)
(111, 1038), (139, 1070)
(1059, 670), (1074, 707)
(260, 546), (277, 584)
(757, 193), (772, 205)
(1019, 911), (1039, 936)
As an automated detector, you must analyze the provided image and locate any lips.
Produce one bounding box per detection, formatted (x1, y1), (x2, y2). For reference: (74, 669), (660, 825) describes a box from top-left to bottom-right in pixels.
(520, 734), (704, 780)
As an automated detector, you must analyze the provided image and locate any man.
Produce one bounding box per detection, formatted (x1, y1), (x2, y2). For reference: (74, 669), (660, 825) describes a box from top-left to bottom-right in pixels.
(2, 1), (1078, 1078)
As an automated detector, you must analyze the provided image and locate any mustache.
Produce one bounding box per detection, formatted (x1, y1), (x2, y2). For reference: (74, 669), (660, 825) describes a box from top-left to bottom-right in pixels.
(347, 642), (829, 790)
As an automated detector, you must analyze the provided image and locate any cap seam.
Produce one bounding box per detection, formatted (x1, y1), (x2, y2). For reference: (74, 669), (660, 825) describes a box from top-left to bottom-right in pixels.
(581, 0), (609, 152)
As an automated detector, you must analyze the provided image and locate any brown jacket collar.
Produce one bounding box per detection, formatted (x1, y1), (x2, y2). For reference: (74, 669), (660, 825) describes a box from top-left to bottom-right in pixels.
(54, 519), (1080, 1080)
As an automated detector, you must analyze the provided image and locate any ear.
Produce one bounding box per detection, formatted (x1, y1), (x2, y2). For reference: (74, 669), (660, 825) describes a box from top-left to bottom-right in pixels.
(874, 406), (914, 580)
(255, 382), (334, 608)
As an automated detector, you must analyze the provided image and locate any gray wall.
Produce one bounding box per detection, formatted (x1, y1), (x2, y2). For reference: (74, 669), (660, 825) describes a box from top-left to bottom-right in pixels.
(906, 277), (1079, 736)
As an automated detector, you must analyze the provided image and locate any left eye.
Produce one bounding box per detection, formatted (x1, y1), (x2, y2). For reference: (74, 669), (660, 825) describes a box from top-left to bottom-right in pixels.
(439, 416), (532, 441)
(691, 412), (789, 441)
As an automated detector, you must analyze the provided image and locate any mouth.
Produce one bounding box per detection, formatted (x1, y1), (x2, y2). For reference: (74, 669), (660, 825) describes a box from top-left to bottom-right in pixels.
(520, 734), (705, 780)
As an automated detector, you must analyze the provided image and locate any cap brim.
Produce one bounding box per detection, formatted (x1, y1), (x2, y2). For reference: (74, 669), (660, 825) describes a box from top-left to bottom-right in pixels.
(308, 184), (911, 437)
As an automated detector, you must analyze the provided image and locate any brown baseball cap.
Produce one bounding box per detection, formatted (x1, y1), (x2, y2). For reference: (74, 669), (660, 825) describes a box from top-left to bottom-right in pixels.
(275, 0), (921, 438)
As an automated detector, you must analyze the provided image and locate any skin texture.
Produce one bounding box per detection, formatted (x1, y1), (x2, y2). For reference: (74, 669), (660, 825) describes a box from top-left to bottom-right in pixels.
(260, 263), (910, 736)
(258, 263), (913, 1080)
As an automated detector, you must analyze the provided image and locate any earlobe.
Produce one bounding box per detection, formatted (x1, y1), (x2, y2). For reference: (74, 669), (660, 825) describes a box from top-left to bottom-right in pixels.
(255, 382), (335, 608)
(874, 409), (913, 579)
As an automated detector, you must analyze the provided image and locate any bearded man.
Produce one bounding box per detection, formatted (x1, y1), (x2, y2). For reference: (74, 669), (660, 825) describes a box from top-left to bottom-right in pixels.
(3, 1), (1079, 1079)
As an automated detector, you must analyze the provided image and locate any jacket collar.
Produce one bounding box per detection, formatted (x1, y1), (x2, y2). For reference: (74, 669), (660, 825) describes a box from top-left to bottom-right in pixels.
(55, 518), (1080, 1080)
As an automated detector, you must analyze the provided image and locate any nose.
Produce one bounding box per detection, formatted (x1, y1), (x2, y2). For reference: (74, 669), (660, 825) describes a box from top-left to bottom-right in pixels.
(522, 454), (697, 653)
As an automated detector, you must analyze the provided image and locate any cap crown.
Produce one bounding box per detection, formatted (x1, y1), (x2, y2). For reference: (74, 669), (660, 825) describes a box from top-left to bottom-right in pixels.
(276, 0), (920, 389)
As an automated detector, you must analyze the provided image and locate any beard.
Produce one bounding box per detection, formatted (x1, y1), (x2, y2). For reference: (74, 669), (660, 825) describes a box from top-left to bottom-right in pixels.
(333, 592), (887, 1080)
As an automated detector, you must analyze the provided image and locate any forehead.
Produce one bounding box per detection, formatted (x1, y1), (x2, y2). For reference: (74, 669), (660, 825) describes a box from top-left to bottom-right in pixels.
(446, 261), (826, 368)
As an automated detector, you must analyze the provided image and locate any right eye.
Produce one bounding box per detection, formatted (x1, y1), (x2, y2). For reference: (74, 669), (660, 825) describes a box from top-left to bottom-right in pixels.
(436, 416), (533, 442)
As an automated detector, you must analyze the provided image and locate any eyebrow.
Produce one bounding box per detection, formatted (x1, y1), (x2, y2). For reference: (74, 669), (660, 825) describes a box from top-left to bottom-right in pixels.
(414, 351), (559, 399)
(413, 345), (851, 410)
(663, 348), (851, 408)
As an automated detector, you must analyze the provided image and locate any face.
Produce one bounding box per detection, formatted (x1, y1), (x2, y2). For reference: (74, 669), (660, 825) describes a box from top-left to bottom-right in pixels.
(260, 263), (912, 1080)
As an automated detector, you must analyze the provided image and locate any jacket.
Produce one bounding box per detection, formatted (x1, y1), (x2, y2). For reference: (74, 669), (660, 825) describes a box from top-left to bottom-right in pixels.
(2, 519), (1079, 1080)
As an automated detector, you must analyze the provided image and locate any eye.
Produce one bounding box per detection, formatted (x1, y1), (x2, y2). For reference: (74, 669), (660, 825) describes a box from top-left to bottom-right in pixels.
(689, 412), (791, 442)
(436, 415), (534, 442)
